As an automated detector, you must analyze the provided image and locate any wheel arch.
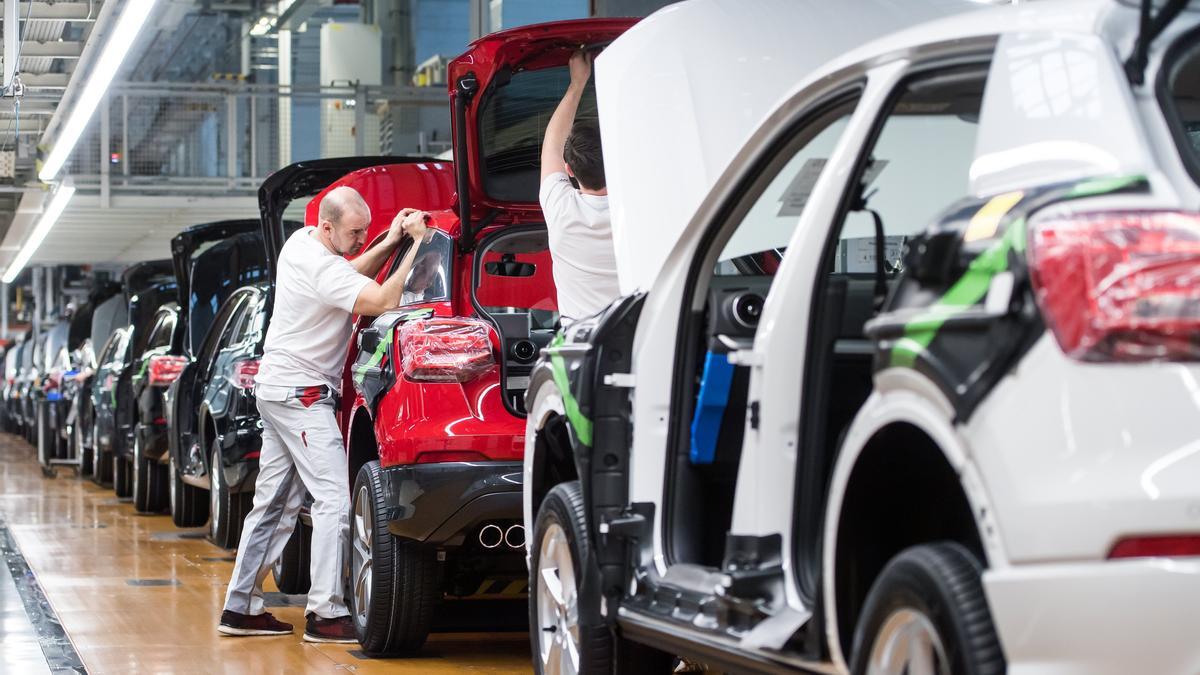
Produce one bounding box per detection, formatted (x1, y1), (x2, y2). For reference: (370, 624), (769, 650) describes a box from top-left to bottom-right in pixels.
(347, 405), (379, 487)
(524, 377), (577, 549)
(821, 370), (1005, 671)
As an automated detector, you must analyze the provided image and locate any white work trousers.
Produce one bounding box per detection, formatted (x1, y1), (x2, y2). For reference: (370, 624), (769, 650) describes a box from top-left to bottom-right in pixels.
(222, 386), (350, 619)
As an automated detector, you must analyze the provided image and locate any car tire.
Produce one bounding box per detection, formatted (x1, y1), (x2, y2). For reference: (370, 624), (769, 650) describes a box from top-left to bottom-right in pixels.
(92, 422), (113, 485)
(75, 424), (93, 478)
(169, 451), (209, 527)
(208, 440), (251, 549)
(530, 481), (673, 675)
(132, 436), (168, 513)
(349, 460), (439, 657)
(272, 521), (312, 595)
(113, 454), (133, 498)
(849, 542), (1006, 675)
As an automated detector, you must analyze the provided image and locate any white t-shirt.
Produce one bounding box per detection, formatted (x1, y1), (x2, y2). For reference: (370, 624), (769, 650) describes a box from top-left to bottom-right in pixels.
(539, 172), (621, 324)
(256, 228), (372, 391)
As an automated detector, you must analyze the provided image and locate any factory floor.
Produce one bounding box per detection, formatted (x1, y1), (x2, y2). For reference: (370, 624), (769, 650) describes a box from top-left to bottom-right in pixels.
(0, 433), (532, 674)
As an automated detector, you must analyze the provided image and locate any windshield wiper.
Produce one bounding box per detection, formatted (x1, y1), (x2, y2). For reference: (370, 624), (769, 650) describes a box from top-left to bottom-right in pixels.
(1125, 0), (1189, 85)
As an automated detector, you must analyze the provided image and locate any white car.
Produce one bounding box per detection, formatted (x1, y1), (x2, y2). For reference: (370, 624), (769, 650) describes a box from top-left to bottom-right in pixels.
(524, 0), (1200, 674)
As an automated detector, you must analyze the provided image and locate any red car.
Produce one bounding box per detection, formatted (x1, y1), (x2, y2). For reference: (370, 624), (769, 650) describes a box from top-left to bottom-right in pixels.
(260, 18), (636, 656)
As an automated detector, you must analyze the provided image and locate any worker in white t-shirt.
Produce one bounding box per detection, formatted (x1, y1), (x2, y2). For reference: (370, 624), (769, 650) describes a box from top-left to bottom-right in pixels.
(539, 50), (620, 326)
(218, 185), (429, 644)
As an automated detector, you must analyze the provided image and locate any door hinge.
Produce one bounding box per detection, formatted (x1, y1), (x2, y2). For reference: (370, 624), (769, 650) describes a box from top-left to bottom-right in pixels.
(748, 400), (760, 430)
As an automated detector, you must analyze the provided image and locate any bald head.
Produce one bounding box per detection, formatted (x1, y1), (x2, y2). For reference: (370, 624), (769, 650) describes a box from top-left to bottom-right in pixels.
(319, 185), (370, 225)
(317, 186), (371, 256)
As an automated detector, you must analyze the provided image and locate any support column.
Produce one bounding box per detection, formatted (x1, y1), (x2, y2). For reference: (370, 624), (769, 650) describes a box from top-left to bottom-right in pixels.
(278, 29), (292, 167)
(100, 96), (110, 207)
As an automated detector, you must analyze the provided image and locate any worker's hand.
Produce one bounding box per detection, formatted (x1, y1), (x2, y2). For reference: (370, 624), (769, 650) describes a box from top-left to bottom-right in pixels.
(386, 208), (420, 246)
(401, 210), (430, 243)
(568, 50), (591, 87)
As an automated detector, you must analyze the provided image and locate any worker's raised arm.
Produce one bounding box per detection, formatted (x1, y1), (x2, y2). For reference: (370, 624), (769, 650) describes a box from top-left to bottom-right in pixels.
(351, 208), (420, 278)
(540, 50), (591, 182)
(352, 212), (429, 316)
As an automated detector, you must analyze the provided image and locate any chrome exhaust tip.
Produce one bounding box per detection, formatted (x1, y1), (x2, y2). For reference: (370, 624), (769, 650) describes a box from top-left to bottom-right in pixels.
(504, 524), (525, 549)
(478, 523), (504, 549)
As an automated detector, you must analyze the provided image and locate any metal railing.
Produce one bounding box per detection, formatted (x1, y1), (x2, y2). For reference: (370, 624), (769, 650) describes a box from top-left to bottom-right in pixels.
(67, 82), (451, 195)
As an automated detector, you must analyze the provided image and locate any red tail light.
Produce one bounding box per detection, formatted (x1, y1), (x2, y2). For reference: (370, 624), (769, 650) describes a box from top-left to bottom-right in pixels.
(231, 359), (260, 390)
(1028, 210), (1200, 361)
(1108, 534), (1200, 559)
(398, 318), (495, 383)
(148, 355), (189, 386)
(416, 450), (489, 463)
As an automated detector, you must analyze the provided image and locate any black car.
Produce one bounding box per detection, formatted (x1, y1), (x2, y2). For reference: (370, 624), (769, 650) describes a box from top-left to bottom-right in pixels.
(165, 220), (270, 545)
(92, 260), (176, 494)
(128, 302), (185, 512)
(4, 335), (29, 434)
(70, 289), (128, 477)
(170, 284), (269, 547)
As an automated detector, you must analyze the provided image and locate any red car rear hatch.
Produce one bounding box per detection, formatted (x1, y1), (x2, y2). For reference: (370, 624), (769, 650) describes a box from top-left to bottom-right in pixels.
(448, 18), (636, 247)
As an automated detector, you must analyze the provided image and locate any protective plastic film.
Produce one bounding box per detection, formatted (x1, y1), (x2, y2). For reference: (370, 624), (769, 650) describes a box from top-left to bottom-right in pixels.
(1029, 210), (1200, 361)
(398, 318), (495, 383)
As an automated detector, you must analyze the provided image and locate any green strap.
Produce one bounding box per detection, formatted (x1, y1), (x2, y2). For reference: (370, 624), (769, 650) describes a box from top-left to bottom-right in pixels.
(547, 332), (593, 447)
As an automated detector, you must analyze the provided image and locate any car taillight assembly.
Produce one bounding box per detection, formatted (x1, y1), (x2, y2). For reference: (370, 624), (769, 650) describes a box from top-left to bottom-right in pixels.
(1028, 210), (1200, 361)
(231, 359), (260, 390)
(1108, 534), (1200, 559)
(148, 355), (189, 386)
(397, 317), (495, 383)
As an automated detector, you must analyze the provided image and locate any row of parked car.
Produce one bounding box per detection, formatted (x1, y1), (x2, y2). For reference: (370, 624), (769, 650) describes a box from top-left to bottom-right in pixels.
(4, 0), (1200, 672)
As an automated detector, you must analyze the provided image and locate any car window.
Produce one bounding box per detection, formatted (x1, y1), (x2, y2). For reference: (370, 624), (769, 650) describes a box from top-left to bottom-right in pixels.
(833, 69), (986, 275)
(715, 113), (855, 277)
(220, 299), (253, 351)
(1166, 34), (1200, 182)
(388, 230), (453, 307)
(478, 65), (598, 203)
(146, 313), (175, 350)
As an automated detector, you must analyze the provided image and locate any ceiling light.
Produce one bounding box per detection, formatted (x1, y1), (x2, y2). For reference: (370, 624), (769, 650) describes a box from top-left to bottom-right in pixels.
(2, 184), (76, 283)
(38, 0), (160, 182)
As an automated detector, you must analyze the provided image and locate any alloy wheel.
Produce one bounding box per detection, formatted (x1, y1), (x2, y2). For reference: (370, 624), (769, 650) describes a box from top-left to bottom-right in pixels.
(351, 484), (373, 627)
(209, 447), (221, 540)
(866, 608), (951, 675)
(132, 437), (142, 497)
(536, 522), (580, 675)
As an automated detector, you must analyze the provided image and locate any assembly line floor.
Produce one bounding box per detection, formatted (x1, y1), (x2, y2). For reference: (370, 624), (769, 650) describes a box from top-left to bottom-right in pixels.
(0, 433), (532, 673)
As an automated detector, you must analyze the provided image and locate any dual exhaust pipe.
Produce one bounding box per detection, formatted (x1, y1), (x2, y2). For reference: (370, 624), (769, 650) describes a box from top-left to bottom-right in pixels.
(478, 523), (525, 550)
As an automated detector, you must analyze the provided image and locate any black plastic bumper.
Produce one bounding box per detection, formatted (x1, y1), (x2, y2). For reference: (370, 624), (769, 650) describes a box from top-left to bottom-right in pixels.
(381, 461), (522, 545)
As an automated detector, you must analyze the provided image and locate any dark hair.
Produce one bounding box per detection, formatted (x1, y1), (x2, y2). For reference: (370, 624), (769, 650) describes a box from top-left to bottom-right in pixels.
(563, 121), (605, 190)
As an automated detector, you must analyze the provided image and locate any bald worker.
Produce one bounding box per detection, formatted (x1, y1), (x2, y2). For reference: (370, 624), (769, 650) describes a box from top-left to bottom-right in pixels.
(218, 186), (430, 643)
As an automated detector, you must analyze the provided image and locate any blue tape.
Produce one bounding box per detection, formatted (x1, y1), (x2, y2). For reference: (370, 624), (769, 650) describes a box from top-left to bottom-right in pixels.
(689, 351), (735, 464)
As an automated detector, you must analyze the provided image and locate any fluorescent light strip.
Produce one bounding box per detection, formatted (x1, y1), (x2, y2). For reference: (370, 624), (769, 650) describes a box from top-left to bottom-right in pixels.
(2, 185), (76, 283)
(38, 0), (159, 182)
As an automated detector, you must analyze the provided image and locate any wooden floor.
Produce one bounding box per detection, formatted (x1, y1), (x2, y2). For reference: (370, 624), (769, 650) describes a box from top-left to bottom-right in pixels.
(0, 433), (532, 674)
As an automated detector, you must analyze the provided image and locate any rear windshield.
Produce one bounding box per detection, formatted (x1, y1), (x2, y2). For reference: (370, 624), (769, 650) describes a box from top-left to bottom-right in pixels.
(1166, 34), (1200, 180)
(478, 66), (598, 203)
(188, 233), (267, 354)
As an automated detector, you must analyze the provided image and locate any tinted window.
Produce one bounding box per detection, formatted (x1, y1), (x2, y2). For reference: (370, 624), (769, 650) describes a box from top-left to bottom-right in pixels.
(1167, 35), (1200, 181)
(478, 66), (598, 203)
(188, 233), (267, 355)
(391, 231), (453, 307)
(147, 313), (176, 350)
